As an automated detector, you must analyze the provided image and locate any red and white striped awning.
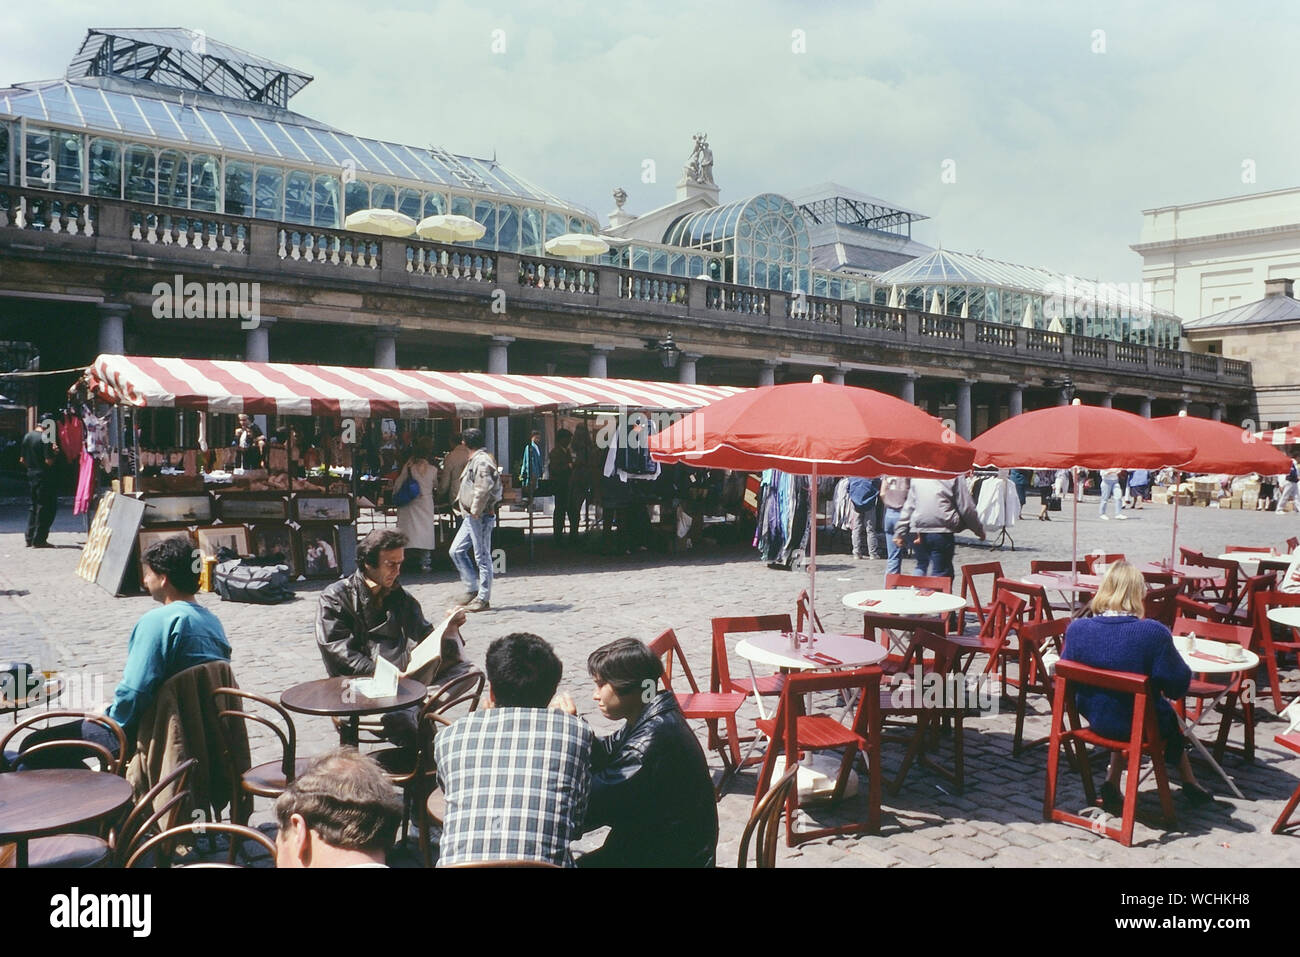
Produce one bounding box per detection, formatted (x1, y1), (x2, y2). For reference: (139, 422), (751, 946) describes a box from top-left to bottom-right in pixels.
(1256, 426), (1300, 447)
(85, 354), (746, 418)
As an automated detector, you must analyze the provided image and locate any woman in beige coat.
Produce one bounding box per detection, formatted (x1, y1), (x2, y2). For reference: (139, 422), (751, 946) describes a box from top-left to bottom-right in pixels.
(395, 437), (439, 571)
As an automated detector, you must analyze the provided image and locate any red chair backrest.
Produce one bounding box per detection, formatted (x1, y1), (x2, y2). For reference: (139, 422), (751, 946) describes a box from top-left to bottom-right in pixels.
(1174, 593), (1226, 623)
(795, 589), (824, 635)
(1052, 660), (1164, 750)
(1088, 552), (1125, 565)
(1018, 617), (1070, 683)
(886, 574), (952, 593)
(1143, 583), (1182, 629)
(1179, 546), (1205, 565)
(1031, 558), (1096, 575)
(1183, 553), (1240, 603)
(959, 562), (1004, 629)
(1169, 615), (1252, 650)
(710, 614), (794, 693)
(1252, 590), (1300, 651)
(1237, 571), (1278, 619)
(648, 628), (703, 695)
(1287, 537), (1299, 553)
(775, 668), (883, 744)
(1225, 545), (1272, 553)
(973, 591), (1027, 661)
(994, 577), (1051, 624)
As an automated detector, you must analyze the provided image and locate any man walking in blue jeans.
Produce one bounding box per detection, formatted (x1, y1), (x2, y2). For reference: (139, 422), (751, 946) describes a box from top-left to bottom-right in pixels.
(892, 476), (985, 582)
(1098, 467), (1127, 520)
(880, 476), (911, 575)
(451, 428), (502, 612)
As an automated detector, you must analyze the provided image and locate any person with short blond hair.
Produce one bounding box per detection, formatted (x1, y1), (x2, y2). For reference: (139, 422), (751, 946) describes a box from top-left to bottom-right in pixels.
(1062, 561), (1211, 809)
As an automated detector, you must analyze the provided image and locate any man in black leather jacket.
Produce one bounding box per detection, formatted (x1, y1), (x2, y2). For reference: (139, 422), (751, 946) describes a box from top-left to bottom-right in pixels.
(570, 638), (717, 867)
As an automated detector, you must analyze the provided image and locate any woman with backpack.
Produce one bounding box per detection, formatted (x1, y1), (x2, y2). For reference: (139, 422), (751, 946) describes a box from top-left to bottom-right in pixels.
(394, 437), (439, 572)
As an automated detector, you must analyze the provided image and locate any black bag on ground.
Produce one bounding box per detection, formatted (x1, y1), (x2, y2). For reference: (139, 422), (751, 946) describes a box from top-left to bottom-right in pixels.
(213, 558), (295, 604)
(1047, 495), (1063, 512)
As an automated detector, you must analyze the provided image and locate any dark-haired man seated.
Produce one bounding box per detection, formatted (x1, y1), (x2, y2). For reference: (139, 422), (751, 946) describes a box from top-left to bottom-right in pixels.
(315, 528), (475, 748)
(16, 535), (231, 768)
(275, 749), (403, 868)
(434, 633), (592, 867)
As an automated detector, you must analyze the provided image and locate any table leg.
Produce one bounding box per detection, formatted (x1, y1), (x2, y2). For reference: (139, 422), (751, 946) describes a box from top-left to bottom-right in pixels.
(17, 838), (28, 869)
(1180, 685), (1245, 799)
(746, 661), (769, 722)
(339, 716), (360, 748)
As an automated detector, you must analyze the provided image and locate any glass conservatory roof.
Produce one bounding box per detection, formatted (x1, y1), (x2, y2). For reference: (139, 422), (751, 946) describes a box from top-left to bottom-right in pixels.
(662, 193), (809, 250)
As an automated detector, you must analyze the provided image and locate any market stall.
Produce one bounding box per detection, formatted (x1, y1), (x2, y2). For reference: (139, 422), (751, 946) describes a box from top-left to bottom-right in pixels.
(75, 353), (747, 593)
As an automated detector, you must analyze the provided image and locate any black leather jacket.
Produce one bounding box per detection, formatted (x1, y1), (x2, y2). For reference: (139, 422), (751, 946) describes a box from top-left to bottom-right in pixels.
(315, 570), (431, 677)
(584, 690), (718, 867)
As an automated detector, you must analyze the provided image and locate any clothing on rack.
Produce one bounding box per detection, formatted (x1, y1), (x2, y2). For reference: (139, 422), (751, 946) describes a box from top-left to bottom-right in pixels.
(74, 449), (95, 516)
(975, 469), (1022, 530)
(57, 412), (84, 465)
(753, 469), (810, 567)
(832, 478), (854, 531)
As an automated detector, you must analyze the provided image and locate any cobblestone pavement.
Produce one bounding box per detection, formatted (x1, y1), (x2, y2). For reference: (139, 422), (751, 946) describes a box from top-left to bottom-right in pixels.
(2, 495), (1298, 867)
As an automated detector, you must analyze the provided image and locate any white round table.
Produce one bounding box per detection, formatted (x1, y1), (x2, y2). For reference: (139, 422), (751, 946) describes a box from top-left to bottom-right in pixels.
(1217, 552), (1275, 576)
(1266, 606), (1300, 630)
(1168, 633), (1260, 800)
(734, 631), (888, 672)
(1135, 561), (1221, 581)
(1018, 572), (1104, 593)
(843, 588), (967, 618)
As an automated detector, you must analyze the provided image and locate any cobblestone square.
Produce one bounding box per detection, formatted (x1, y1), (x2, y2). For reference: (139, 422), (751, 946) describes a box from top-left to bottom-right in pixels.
(3, 496), (1298, 867)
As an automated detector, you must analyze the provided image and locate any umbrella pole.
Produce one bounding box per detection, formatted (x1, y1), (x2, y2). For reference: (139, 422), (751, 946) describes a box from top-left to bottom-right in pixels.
(808, 464), (818, 645)
(1072, 469), (1079, 584)
(1170, 472), (1181, 566)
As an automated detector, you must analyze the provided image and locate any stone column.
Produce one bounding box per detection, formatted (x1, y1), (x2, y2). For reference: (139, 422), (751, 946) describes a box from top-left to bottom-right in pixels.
(1139, 396), (1152, 418)
(588, 344), (614, 378)
(1008, 385), (1023, 418)
(488, 336), (515, 467)
(374, 327), (399, 370)
(245, 316), (273, 363)
(829, 366), (847, 386)
(901, 372), (918, 405)
(97, 303), (129, 355)
(957, 379), (973, 440)
(1100, 393), (1113, 409)
(759, 360), (779, 388)
(678, 353), (701, 385)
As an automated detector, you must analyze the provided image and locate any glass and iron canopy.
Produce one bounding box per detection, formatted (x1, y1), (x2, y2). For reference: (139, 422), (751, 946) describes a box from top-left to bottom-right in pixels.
(664, 193), (812, 293)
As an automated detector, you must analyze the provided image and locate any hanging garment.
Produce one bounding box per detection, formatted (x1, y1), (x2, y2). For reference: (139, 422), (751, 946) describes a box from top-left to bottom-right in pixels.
(74, 449), (96, 516)
(602, 416), (661, 482)
(58, 413), (85, 464)
(832, 478), (854, 530)
(754, 470), (810, 566)
(976, 470), (1022, 530)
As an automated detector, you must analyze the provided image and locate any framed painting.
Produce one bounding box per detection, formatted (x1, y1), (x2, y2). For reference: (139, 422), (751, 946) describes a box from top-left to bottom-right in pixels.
(298, 524), (342, 580)
(194, 524), (250, 560)
(293, 495), (355, 523)
(141, 494), (212, 526)
(215, 493), (290, 522)
(249, 523), (299, 576)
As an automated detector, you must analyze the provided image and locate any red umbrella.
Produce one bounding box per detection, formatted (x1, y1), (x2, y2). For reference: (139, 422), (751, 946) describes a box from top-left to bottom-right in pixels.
(972, 400), (1196, 579)
(1151, 412), (1293, 564)
(649, 376), (976, 636)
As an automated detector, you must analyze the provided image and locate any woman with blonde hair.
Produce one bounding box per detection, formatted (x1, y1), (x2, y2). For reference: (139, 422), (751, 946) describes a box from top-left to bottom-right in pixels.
(1061, 560), (1212, 809)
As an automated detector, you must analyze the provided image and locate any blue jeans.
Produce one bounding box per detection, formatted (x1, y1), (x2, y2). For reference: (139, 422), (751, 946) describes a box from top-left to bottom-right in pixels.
(450, 513), (495, 601)
(1098, 477), (1123, 517)
(913, 532), (956, 580)
(883, 507), (906, 575)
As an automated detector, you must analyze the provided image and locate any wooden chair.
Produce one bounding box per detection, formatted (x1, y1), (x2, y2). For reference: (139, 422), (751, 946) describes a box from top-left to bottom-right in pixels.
(1012, 618), (1070, 755)
(1224, 545), (1273, 553)
(648, 628), (748, 785)
(1169, 615), (1255, 764)
(1174, 593), (1228, 625)
(1088, 552), (1125, 566)
(1257, 558), (1293, 577)
(417, 712), (456, 869)
(710, 614), (793, 702)
(751, 668), (883, 845)
(1044, 660), (1177, 847)
(996, 577), (1053, 624)
(795, 589), (825, 635)
(886, 573), (952, 592)
(737, 766), (799, 868)
(112, 759), (199, 866)
(949, 591), (1028, 680)
(863, 611), (947, 676)
(1032, 557), (1097, 576)
(878, 628), (977, 793)
(443, 860), (562, 868)
(1272, 732), (1300, 834)
(1286, 536), (1299, 554)
(125, 822), (277, 868)
(959, 561), (1005, 635)
(1251, 590), (1300, 712)
(0, 710), (127, 775)
(1182, 553), (1238, 607)
(213, 687), (316, 827)
(426, 670), (486, 716)
(1216, 571), (1277, 627)
(1142, 583), (1182, 629)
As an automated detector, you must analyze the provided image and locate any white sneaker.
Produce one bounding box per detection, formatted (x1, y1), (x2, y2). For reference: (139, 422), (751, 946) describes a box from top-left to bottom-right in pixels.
(1099, 514), (1110, 520)
(1116, 513), (1128, 520)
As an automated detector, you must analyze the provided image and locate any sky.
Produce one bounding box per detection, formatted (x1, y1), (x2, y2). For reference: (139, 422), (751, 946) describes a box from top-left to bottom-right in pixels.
(6, 0), (1298, 284)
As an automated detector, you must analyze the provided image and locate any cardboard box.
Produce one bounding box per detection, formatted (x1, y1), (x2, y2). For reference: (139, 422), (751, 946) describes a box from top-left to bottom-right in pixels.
(1242, 489), (1260, 508)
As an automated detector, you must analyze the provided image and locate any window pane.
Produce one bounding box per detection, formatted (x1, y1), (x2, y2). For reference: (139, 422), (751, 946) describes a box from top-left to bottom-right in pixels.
(224, 161), (252, 216)
(314, 174), (340, 228)
(736, 258), (750, 285)
(422, 191), (446, 218)
(451, 195), (472, 218)
(545, 211), (566, 242)
(88, 138), (121, 198)
(669, 253), (685, 276)
(397, 188), (420, 220)
(124, 145), (156, 203)
(24, 127), (50, 188)
(344, 180), (369, 217)
(632, 246), (650, 271)
(520, 205), (542, 254)
(497, 203), (519, 252)
(255, 166), (283, 220)
(370, 183), (395, 210)
(189, 154), (219, 212)
(284, 170), (312, 225)
(474, 199), (496, 249)
(688, 255), (703, 277)
(156, 149), (188, 207)
(651, 250), (667, 273)
(568, 216), (582, 235)
(0, 124), (9, 185)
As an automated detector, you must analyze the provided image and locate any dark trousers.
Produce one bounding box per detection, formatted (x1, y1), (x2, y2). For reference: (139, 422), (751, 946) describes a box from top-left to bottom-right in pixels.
(15, 718), (121, 770)
(552, 475), (578, 541)
(26, 472), (57, 546)
(913, 532), (956, 581)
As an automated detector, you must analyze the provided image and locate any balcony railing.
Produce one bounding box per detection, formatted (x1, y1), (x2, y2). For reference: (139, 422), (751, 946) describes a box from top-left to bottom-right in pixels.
(0, 184), (1252, 389)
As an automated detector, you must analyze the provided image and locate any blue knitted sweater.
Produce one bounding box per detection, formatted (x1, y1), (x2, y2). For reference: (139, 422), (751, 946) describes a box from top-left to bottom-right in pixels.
(1060, 615), (1190, 741)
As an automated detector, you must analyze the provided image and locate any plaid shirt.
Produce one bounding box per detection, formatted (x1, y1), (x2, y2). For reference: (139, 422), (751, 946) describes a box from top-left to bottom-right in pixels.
(434, 708), (593, 867)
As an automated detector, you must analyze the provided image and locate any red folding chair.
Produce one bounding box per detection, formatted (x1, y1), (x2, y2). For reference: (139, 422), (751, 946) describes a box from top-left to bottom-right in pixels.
(1031, 557), (1097, 576)
(1012, 618), (1070, 755)
(710, 615), (792, 762)
(1251, 590), (1300, 712)
(886, 573), (955, 632)
(648, 628), (748, 788)
(795, 589), (824, 636)
(1215, 571), (1276, 627)
(863, 611), (945, 677)
(751, 667), (883, 845)
(948, 591), (1027, 680)
(1286, 537), (1299, 554)
(1169, 615), (1255, 763)
(959, 561), (1004, 635)
(1224, 545), (1273, 554)
(1174, 593), (1229, 625)
(995, 577), (1054, 624)
(1044, 660), (1177, 847)
(1142, 583), (1182, 630)
(1272, 732), (1300, 834)
(1182, 553), (1238, 607)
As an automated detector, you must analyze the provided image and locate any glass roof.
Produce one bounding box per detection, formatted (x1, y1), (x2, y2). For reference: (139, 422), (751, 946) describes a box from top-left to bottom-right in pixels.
(0, 77), (585, 209)
(875, 249), (1179, 320)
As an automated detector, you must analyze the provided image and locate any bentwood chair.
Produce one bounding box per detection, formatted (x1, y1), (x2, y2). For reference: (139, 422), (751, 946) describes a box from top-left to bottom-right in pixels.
(1044, 661), (1177, 847)
(125, 822), (277, 868)
(0, 710), (127, 775)
(112, 758), (199, 867)
(737, 766), (799, 868)
(213, 688), (316, 828)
